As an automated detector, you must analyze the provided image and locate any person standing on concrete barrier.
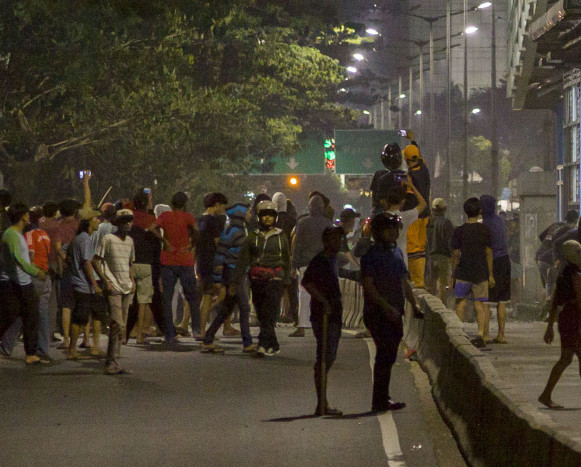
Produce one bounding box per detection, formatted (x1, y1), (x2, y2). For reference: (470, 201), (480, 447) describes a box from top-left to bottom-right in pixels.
(361, 213), (421, 413)
(480, 195), (511, 344)
(450, 197), (494, 349)
(302, 226), (345, 416)
(539, 240), (581, 409)
(426, 198), (454, 306)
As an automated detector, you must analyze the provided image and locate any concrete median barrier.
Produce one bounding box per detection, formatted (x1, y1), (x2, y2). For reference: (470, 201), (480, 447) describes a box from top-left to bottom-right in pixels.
(403, 288), (581, 466)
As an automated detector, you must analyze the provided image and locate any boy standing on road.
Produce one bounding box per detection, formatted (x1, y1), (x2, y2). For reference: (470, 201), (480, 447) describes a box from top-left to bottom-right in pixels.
(450, 197), (494, 348)
(361, 213), (421, 413)
(96, 209), (135, 375)
(302, 226), (345, 416)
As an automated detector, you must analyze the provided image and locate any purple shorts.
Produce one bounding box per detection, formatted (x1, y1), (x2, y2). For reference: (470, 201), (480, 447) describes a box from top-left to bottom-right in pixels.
(454, 280), (488, 301)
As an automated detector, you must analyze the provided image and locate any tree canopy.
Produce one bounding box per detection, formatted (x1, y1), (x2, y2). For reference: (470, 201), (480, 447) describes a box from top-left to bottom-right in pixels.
(0, 0), (357, 205)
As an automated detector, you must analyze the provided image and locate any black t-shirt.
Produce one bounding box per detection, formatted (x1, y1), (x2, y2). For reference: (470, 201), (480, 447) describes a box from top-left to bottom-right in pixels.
(451, 223), (492, 283)
(370, 169), (388, 207)
(196, 214), (222, 274)
(301, 252), (342, 323)
(129, 225), (161, 266)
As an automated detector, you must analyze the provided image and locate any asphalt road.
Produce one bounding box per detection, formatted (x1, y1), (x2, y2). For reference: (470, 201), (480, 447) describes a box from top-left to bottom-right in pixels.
(0, 326), (465, 467)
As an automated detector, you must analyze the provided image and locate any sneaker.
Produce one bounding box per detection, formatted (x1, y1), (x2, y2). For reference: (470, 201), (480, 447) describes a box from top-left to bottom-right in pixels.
(265, 348), (280, 357)
(255, 346), (266, 357)
(243, 343), (258, 353)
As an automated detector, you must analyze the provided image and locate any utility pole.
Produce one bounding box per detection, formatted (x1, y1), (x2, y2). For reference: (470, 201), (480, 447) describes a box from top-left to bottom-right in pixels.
(388, 85), (392, 128)
(409, 66), (413, 129)
(463, 0), (469, 203)
(399, 76), (403, 129)
(490, 0), (499, 198)
(446, 0), (452, 199)
(419, 44), (424, 142)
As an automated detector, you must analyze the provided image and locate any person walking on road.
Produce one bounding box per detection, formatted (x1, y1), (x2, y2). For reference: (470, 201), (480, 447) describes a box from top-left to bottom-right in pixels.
(361, 213), (421, 413)
(202, 203), (255, 354)
(539, 240), (581, 409)
(302, 226), (345, 416)
(231, 200), (290, 357)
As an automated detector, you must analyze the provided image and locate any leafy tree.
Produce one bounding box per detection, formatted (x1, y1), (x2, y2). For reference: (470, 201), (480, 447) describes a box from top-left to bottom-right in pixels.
(0, 0), (356, 205)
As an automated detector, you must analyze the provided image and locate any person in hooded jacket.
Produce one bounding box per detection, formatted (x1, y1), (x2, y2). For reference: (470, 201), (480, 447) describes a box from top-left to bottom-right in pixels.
(272, 192), (298, 324)
(230, 201), (290, 357)
(480, 195), (511, 344)
(290, 195), (333, 337)
(201, 203), (256, 354)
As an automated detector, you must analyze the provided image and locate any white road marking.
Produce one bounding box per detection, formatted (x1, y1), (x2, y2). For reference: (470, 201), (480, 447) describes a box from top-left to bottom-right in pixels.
(364, 338), (407, 467)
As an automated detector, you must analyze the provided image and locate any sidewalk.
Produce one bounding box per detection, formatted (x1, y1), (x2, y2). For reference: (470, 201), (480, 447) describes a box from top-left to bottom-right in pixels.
(463, 320), (581, 439)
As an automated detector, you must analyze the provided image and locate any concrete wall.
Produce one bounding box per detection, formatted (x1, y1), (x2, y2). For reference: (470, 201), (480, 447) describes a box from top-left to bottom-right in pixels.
(406, 290), (581, 466)
(339, 279), (581, 465)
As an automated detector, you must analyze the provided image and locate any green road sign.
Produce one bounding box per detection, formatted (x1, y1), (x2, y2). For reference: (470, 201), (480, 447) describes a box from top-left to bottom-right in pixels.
(335, 130), (402, 174)
(261, 132), (325, 175)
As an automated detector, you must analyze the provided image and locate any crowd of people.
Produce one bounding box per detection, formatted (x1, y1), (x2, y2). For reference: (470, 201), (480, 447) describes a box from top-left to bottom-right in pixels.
(1, 128), (579, 414)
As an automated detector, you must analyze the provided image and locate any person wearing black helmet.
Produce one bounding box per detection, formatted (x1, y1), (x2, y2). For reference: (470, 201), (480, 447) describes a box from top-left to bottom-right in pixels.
(360, 213), (421, 413)
(370, 143), (407, 212)
(230, 200), (290, 357)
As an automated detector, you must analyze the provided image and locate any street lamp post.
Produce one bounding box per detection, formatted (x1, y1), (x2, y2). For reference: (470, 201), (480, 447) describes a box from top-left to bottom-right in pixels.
(446, 0), (452, 200)
(399, 76), (403, 128)
(409, 66), (413, 128)
(463, 0), (469, 203)
(490, 1), (499, 198)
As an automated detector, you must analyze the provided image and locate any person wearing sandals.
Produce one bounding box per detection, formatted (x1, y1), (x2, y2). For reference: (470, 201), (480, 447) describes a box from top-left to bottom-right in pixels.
(95, 209), (136, 375)
(0, 203), (48, 365)
(68, 210), (108, 360)
(229, 201), (290, 357)
(302, 226), (345, 416)
(539, 240), (581, 409)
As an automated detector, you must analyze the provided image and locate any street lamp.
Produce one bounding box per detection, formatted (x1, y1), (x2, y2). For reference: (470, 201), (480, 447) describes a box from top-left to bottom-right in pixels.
(477, 2), (492, 9)
(471, 108), (481, 114)
(353, 53), (365, 61)
(346, 66), (357, 73)
(465, 26), (479, 34)
(366, 28), (379, 36)
(399, 93), (406, 99)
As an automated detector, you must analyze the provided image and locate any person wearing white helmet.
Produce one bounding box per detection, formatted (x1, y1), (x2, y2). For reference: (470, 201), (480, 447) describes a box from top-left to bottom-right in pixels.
(230, 200), (290, 357)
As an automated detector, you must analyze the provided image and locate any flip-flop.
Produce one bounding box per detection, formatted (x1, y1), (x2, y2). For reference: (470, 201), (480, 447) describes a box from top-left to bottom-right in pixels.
(491, 338), (508, 344)
(67, 354), (90, 360)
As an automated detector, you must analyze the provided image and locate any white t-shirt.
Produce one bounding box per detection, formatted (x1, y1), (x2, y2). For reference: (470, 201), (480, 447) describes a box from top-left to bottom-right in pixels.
(386, 208), (419, 266)
(96, 233), (135, 294)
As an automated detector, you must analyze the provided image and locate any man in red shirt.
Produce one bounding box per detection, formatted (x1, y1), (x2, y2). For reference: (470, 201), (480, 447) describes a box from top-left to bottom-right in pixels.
(149, 191), (198, 345)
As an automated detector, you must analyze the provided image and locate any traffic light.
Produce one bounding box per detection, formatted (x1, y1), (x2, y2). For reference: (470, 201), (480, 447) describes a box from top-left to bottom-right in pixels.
(324, 138), (336, 172)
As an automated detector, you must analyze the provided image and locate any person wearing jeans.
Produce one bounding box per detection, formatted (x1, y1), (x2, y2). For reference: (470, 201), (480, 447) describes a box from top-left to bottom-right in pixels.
(0, 203), (47, 365)
(230, 201), (290, 357)
(202, 203), (254, 354)
(149, 192), (198, 345)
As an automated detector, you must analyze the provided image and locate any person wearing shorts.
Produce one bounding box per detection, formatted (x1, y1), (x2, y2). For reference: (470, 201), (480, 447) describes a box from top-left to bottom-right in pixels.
(480, 195), (511, 344)
(451, 197), (494, 348)
(69, 208), (108, 360)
